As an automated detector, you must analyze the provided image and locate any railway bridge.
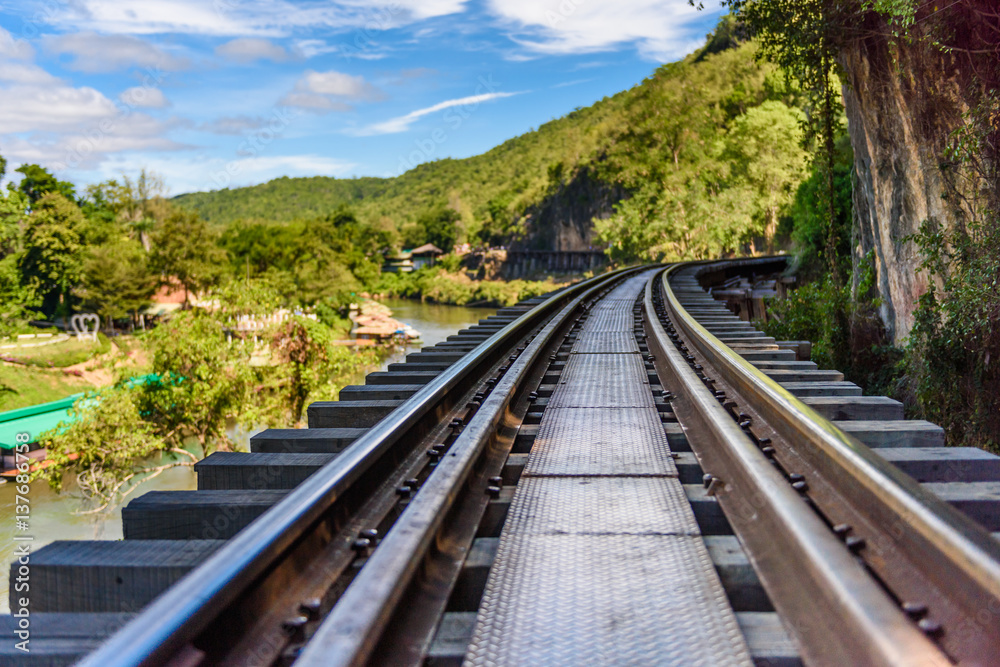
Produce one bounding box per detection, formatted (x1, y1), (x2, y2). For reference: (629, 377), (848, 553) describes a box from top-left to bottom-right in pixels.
(6, 258), (1000, 666)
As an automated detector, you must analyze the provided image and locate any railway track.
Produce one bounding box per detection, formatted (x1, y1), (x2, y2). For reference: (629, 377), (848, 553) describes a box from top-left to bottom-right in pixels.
(5, 259), (1000, 666)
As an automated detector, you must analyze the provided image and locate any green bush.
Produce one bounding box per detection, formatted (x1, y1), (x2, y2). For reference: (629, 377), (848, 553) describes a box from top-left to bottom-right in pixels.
(758, 257), (904, 399)
(906, 216), (1000, 450)
(374, 265), (560, 307)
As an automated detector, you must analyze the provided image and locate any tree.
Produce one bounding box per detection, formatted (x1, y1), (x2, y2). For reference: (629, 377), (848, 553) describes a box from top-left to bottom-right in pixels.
(83, 170), (168, 251)
(15, 164), (76, 204)
(150, 209), (224, 304)
(271, 316), (335, 423)
(19, 192), (84, 311)
(76, 238), (158, 328)
(0, 184), (39, 333)
(36, 387), (176, 513)
(705, 1), (845, 281)
(723, 101), (808, 249)
(139, 311), (254, 450)
(417, 206), (459, 252)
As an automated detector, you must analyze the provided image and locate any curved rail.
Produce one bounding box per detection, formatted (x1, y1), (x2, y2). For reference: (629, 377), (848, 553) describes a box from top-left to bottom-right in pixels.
(296, 268), (630, 666)
(79, 266), (647, 667)
(647, 261), (1000, 665)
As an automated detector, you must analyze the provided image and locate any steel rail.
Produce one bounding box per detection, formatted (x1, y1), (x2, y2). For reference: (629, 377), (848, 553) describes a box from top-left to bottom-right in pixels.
(295, 267), (647, 666)
(652, 261), (1000, 665)
(78, 266), (639, 667)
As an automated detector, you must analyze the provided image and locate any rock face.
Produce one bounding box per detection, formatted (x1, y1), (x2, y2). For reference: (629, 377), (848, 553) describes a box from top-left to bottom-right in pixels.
(514, 168), (623, 252)
(839, 33), (968, 343)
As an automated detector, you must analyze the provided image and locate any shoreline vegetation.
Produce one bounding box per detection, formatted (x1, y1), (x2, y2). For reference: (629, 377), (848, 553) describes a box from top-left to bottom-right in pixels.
(0, 284), (527, 511)
(373, 261), (567, 308)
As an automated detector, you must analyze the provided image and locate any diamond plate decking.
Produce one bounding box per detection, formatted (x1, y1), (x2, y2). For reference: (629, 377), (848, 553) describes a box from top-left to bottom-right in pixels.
(525, 408), (677, 477)
(465, 270), (753, 666)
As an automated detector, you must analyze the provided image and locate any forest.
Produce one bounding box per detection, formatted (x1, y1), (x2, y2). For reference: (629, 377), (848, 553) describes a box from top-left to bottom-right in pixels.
(175, 19), (823, 263)
(2, 1), (998, 510)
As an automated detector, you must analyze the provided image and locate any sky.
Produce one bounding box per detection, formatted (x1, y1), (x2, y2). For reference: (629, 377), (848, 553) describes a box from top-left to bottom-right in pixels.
(0, 0), (723, 195)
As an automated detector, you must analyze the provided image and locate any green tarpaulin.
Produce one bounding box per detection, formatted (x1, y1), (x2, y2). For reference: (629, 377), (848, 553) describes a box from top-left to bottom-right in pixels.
(0, 395), (83, 449)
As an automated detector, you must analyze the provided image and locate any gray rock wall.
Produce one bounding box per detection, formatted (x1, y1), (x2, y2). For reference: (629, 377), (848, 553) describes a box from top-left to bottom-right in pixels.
(839, 34), (967, 342)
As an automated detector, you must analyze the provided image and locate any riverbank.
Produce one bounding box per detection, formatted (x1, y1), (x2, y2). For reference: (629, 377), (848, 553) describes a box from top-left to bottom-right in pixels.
(0, 298), (492, 613)
(374, 265), (568, 307)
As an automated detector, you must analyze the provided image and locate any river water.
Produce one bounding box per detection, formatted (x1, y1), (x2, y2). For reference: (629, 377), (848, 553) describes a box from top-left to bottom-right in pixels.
(0, 299), (493, 613)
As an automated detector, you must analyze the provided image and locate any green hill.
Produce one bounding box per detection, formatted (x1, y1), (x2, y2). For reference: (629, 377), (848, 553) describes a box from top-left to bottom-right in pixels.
(175, 18), (822, 262)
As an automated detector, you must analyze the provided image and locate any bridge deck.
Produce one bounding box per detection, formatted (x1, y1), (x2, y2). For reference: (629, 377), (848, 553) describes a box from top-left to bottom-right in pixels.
(465, 273), (753, 665)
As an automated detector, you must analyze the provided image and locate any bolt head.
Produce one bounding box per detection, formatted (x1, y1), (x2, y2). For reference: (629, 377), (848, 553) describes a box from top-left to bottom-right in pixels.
(902, 602), (928, 619)
(917, 618), (942, 636)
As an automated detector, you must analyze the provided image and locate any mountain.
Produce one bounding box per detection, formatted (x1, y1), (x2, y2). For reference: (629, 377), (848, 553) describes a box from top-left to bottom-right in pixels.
(175, 18), (811, 259)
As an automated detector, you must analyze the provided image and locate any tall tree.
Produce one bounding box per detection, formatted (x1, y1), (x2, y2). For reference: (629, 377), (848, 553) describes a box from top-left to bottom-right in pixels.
(0, 184), (38, 333)
(76, 239), (158, 328)
(83, 169), (168, 250)
(150, 209), (224, 304)
(724, 100), (809, 249)
(704, 1), (845, 282)
(19, 193), (84, 311)
(416, 206), (459, 253)
(15, 164), (76, 204)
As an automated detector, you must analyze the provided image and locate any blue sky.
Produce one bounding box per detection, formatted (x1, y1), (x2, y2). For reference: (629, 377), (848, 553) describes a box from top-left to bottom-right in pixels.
(0, 1), (723, 195)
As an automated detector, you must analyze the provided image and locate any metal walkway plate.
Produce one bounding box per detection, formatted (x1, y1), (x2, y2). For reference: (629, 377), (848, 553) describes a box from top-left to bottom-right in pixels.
(501, 476), (699, 535)
(526, 407), (677, 477)
(465, 269), (752, 666)
(465, 534), (750, 666)
(549, 355), (653, 408)
(572, 331), (639, 354)
(582, 308), (634, 332)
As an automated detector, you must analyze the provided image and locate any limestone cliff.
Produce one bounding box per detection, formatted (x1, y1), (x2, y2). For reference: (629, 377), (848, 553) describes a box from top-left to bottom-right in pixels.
(840, 39), (964, 341)
(838, 17), (987, 343)
(512, 168), (623, 252)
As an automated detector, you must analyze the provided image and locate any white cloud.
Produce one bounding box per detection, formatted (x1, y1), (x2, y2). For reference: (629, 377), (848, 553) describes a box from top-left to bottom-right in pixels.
(0, 80), (185, 171)
(551, 78), (593, 89)
(279, 69), (382, 112)
(0, 26), (34, 60)
(278, 92), (352, 112)
(120, 86), (170, 108)
(293, 39), (340, 58)
(357, 90), (523, 135)
(43, 0), (469, 37)
(384, 0), (468, 20)
(216, 38), (290, 63)
(0, 61), (61, 85)
(199, 115), (269, 135)
(488, 0), (719, 61)
(41, 31), (189, 72)
(300, 70), (380, 99)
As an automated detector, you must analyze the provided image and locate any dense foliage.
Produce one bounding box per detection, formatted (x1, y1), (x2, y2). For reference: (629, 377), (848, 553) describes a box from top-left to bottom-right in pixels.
(375, 260), (560, 308)
(36, 286), (385, 510)
(726, 0), (1000, 449)
(175, 25), (821, 263)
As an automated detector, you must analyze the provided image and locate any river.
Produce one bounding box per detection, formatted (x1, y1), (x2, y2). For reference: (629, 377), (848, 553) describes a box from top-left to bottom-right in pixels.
(0, 299), (494, 613)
